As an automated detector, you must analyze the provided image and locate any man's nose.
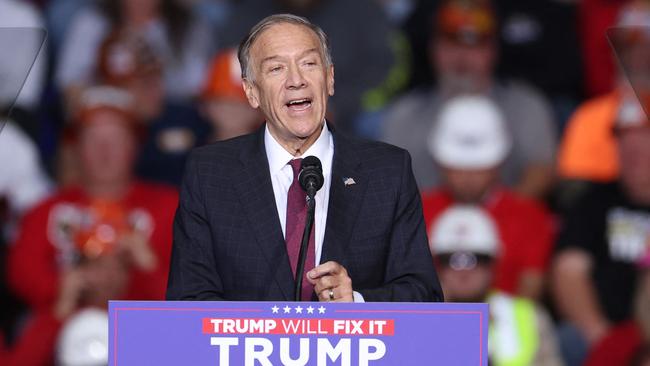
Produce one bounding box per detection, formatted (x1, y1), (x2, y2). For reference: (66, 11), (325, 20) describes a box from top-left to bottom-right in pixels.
(286, 65), (307, 89)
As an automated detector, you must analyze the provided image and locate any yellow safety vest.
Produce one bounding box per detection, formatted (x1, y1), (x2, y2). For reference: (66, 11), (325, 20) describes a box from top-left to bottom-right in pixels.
(488, 292), (539, 366)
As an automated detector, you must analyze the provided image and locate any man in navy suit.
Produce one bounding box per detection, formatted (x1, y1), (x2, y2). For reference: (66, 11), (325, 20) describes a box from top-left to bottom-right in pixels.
(166, 14), (442, 302)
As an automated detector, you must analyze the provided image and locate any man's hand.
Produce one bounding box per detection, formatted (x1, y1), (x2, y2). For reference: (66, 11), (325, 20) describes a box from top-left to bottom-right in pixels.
(307, 261), (354, 302)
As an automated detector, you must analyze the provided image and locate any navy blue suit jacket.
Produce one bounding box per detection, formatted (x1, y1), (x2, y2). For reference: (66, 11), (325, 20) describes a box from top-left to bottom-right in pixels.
(166, 126), (442, 302)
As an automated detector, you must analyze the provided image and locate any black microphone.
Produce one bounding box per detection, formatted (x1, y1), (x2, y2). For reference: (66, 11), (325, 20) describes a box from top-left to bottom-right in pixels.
(294, 156), (324, 301)
(299, 156), (324, 203)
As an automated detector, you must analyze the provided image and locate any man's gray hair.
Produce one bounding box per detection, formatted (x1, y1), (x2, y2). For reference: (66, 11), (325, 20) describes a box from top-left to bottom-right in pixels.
(237, 14), (333, 81)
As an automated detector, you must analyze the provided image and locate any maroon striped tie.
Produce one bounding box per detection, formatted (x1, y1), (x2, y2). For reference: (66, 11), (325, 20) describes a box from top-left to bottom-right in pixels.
(285, 158), (316, 301)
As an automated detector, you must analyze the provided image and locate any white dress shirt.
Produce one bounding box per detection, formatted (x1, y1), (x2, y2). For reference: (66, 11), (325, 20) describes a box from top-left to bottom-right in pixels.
(265, 123), (333, 265)
(265, 123), (363, 302)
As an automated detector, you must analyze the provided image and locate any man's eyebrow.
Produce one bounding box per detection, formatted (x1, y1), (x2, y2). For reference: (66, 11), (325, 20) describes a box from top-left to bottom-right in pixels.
(300, 48), (320, 58)
(259, 48), (320, 65)
(260, 55), (282, 65)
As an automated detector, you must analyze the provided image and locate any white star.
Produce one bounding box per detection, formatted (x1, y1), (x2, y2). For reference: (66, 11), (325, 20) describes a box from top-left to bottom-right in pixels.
(295, 306), (303, 314)
(306, 306), (314, 314)
(271, 305), (279, 314)
(318, 306), (326, 314)
(283, 305), (292, 314)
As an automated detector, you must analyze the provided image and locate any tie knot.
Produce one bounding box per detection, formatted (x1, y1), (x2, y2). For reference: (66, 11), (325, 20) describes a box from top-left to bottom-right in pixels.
(288, 158), (302, 178)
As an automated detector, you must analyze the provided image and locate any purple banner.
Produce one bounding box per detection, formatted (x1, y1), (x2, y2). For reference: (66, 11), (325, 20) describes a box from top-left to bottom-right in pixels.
(109, 301), (488, 365)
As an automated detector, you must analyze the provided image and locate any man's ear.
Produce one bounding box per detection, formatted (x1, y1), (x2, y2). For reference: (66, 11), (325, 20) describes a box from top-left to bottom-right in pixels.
(243, 79), (260, 109)
(327, 64), (335, 97)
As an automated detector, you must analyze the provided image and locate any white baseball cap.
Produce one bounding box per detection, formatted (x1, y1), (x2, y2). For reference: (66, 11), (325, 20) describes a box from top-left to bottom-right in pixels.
(57, 308), (109, 366)
(429, 204), (500, 256)
(429, 95), (511, 169)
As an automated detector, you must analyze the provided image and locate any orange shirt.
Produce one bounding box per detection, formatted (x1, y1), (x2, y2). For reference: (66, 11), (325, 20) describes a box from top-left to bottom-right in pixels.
(557, 91), (619, 181)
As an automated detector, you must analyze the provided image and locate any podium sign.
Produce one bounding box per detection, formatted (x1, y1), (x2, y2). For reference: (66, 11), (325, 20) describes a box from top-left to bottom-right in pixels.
(109, 301), (487, 365)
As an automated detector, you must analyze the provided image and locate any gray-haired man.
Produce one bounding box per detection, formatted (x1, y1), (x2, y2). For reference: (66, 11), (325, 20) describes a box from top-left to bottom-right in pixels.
(167, 14), (442, 303)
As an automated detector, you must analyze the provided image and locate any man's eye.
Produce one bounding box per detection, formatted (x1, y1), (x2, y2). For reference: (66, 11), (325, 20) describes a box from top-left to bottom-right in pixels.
(269, 66), (283, 73)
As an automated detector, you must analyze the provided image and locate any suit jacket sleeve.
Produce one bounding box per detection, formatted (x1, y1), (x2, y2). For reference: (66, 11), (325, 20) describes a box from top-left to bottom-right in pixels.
(166, 151), (225, 300)
(357, 150), (443, 302)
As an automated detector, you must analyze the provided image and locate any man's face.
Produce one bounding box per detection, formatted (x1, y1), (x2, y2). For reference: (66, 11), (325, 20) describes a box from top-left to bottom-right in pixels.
(243, 22), (334, 150)
(618, 127), (650, 201)
(435, 253), (494, 302)
(441, 166), (499, 203)
(432, 38), (496, 95)
(78, 111), (136, 187)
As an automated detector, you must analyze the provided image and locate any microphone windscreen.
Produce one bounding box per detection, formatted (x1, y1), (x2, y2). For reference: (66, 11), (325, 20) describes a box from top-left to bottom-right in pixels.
(299, 156), (324, 193)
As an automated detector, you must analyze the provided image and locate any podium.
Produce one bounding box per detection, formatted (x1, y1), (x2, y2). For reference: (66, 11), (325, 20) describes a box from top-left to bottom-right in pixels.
(109, 301), (488, 365)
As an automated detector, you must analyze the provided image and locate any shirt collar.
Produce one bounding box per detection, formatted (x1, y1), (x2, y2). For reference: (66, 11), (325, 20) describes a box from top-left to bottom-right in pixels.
(264, 122), (332, 175)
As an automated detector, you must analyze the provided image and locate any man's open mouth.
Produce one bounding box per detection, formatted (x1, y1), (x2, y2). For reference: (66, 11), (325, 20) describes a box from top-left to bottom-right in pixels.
(285, 98), (312, 111)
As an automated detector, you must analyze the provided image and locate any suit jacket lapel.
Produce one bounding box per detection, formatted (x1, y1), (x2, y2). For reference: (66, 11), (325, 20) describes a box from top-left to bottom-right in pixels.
(232, 127), (294, 300)
(321, 132), (367, 265)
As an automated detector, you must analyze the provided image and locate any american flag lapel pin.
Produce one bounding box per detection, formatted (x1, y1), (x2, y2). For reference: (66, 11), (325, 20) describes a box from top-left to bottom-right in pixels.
(343, 177), (356, 186)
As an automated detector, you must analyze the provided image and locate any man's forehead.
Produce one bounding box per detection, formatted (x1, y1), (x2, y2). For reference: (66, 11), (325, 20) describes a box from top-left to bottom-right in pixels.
(251, 22), (321, 58)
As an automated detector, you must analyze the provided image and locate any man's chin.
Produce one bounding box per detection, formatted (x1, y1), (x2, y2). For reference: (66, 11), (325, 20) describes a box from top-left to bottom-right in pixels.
(285, 119), (323, 138)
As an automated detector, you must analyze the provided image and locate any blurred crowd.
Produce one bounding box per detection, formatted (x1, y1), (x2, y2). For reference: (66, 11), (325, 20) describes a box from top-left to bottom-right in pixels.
(1, 0), (650, 365)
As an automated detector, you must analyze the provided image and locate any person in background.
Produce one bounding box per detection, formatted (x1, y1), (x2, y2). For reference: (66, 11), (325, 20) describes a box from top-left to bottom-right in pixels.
(93, 30), (210, 187)
(55, 0), (214, 111)
(200, 48), (263, 142)
(552, 112), (650, 365)
(401, 0), (583, 131)
(584, 263), (650, 366)
(558, 0), (650, 186)
(382, 0), (557, 199)
(8, 86), (178, 314)
(430, 204), (563, 366)
(422, 95), (554, 301)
